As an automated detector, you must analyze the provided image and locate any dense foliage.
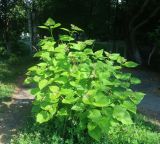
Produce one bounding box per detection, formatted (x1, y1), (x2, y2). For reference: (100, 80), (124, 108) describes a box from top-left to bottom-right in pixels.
(25, 18), (144, 141)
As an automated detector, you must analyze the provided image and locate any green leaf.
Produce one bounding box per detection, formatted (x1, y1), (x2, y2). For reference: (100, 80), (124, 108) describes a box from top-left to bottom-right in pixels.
(30, 88), (39, 95)
(37, 63), (48, 68)
(41, 52), (51, 61)
(38, 79), (49, 90)
(33, 76), (41, 82)
(82, 95), (93, 105)
(54, 76), (68, 85)
(36, 111), (51, 123)
(54, 44), (66, 53)
(44, 18), (55, 26)
(117, 56), (127, 64)
(38, 26), (49, 29)
(130, 77), (141, 84)
(34, 51), (43, 57)
(84, 40), (95, 45)
(94, 49), (103, 58)
(70, 42), (86, 51)
(41, 41), (55, 50)
(113, 105), (133, 125)
(57, 108), (68, 116)
(130, 92), (145, 104)
(59, 35), (74, 42)
(28, 66), (38, 72)
(61, 88), (74, 97)
(84, 49), (94, 55)
(123, 61), (138, 68)
(93, 93), (110, 107)
(108, 53), (120, 61)
(88, 109), (102, 122)
(49, 86), (59, 93)
(41, 103), (57, 114)
(24, 77), (33, 84)
(71, 24), (84, 32)
(102, 79), (113, 86)
(50, 23), (61, 29)
(55, 53), (65, 60)
(88, 122), (101, 141)
(115, 73), (131, 80)
(122, 101), (137, 114)
(62, 96), (79, 104)
(98, 117), (111, 134)
(49, 94), (60, 102)
(71, 103), (84, 111)
(60, 28), (70, 32)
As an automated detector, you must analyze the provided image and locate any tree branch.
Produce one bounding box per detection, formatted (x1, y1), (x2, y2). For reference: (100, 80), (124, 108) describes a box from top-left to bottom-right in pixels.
(129, 0), (150, 31)
(133, 6), (160, 32)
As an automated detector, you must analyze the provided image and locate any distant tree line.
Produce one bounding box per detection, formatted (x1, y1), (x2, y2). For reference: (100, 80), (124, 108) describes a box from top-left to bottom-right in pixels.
(0, 0), (160, 64)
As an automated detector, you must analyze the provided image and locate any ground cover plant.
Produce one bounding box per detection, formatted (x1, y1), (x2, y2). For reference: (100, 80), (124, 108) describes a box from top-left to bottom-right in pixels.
(25, 18), (145, 142)
(11, 114), (160, 144)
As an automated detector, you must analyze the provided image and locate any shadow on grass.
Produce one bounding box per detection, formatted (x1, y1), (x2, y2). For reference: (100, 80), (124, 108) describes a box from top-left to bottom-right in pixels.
(0, 56), (35, 100)
(0, 56), (34, 84)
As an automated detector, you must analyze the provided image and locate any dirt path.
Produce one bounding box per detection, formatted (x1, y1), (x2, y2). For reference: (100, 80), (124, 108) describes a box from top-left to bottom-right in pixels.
(131, 68), (160, 120)
(0, 77), (33, 144)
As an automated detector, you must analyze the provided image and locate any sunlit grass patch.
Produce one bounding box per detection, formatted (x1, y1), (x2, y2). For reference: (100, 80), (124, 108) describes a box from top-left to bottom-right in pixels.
(0, 82), (15, 99)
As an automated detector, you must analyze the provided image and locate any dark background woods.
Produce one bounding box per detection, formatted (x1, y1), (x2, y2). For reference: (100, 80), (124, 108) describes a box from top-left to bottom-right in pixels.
(0, 0), (160, 68)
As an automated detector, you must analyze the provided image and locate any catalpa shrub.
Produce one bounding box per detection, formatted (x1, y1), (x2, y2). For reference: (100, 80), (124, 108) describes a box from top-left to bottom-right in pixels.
(25, 18), (144, 141)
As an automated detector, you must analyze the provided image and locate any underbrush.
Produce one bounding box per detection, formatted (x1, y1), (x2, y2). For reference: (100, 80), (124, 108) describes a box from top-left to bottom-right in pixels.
(11, 114), (160, 144)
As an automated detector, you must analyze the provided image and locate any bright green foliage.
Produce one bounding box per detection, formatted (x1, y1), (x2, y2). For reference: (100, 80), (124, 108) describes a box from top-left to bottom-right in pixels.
(25, 18), (145, 141)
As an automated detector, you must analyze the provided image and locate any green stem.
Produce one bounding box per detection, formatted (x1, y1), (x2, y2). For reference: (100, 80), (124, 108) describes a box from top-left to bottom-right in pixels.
(50, 28), (53, 38)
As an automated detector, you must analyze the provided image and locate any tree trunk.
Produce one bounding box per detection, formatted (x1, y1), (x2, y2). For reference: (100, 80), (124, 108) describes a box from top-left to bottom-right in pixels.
(28, 8), (33, 54)
(3, 18), (11, 53)
(127, 30), (142, 64)
(148, 45), (156, 65)
(126, 0), (160, 64)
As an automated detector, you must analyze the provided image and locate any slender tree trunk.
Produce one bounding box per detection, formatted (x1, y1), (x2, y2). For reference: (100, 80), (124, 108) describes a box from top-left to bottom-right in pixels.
(27, 8), (33, 54)
(112, 0), (118, 53)
(2, 0), (10, 52)
(3, 18), (11, 53)
(148, 46), (156, 65)
(126, 0), (160, 63)
(129, 30), (142, 64)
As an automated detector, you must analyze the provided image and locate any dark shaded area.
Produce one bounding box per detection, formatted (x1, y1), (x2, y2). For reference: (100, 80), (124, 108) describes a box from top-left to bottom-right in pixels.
(0, 0), (160, 67)
(0, 98), (33, 143)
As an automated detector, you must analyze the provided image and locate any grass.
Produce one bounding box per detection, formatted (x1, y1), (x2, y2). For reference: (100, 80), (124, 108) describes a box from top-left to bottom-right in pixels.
(11, 114), (160, 144)
(0, 59), (15, 99)
(0, 55), (34, 100)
